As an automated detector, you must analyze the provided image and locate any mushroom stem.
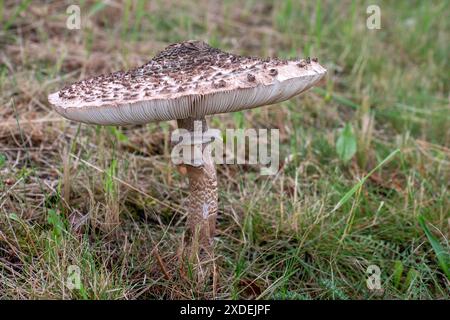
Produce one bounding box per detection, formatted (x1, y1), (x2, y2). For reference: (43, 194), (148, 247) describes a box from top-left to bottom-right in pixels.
(176, 117), (218, 256)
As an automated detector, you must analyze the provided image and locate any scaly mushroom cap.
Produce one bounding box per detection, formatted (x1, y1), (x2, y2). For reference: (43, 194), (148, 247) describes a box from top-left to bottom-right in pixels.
(48, 40), (327, 125)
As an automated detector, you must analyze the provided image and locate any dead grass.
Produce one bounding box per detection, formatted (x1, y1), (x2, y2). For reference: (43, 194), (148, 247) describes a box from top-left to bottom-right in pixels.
(0, 0), (449, 299)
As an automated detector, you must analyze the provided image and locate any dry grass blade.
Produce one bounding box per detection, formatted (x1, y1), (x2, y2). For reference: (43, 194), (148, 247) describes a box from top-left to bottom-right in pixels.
(70, 153), (183, 213)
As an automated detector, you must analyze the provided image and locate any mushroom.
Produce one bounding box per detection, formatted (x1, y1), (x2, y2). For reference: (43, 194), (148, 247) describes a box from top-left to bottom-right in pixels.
(48, 40), (326, 256)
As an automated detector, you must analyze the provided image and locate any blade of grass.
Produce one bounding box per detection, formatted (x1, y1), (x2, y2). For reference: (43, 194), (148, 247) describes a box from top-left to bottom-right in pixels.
(331, 149), (400, 213)
(314, 87), (360, 110)
(418, 215), (450, 280)
(3, 0), (31, 31)
(88, 1), (108, 18)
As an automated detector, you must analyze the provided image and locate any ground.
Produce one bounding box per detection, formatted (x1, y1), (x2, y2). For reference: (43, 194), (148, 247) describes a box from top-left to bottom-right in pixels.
(0, 0), (449, 299)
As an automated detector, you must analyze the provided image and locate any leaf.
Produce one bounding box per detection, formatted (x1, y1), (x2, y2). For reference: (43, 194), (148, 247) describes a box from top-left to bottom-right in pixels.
(107, 126), (128, 142)
(0, 153), (6, 168)
(8, 212), (20, 222)
(404, 268), (419, 291)
(418, 215), (450, 280)
(47, 209), (66, 243)
(392, 260), (404, 289)
(336, 123), (357, 163)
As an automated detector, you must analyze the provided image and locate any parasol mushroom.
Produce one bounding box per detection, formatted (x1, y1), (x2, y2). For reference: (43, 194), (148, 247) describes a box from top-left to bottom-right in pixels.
(48, 40), (327, 255)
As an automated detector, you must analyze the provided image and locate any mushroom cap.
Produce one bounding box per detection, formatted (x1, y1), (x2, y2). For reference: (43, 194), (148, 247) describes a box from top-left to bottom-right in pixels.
(48, 40), (326, 125)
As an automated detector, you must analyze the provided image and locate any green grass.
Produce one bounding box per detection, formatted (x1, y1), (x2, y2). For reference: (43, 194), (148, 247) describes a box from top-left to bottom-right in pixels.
(0, 0), (448, 299)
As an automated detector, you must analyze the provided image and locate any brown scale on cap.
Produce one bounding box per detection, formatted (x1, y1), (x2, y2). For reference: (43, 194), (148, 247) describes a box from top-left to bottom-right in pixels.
(212, 79), (227, 89)
(297, 60), (307, 68)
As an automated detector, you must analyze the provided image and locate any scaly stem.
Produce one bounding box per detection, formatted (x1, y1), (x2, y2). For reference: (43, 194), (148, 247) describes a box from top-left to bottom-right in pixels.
(176, 117), (218, 257)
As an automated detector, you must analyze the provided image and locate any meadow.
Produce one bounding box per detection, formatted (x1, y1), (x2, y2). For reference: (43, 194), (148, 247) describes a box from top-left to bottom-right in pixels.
(0, 0), (449, 299)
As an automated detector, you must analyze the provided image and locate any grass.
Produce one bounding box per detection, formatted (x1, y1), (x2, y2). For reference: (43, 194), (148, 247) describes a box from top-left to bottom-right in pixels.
(0, 0), (449, 299)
